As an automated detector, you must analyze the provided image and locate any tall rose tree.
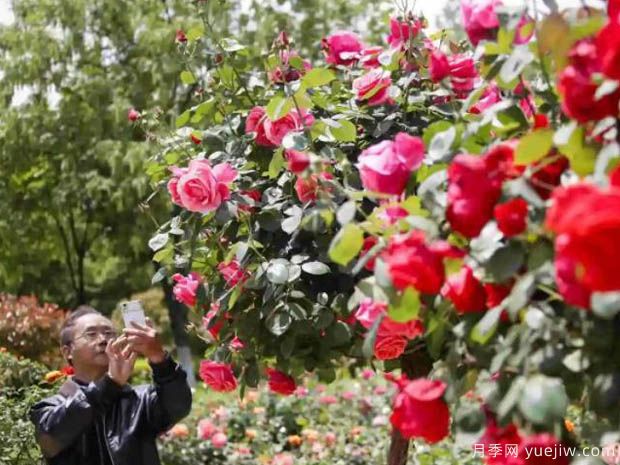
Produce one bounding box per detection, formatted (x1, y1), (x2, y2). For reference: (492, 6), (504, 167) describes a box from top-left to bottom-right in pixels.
(139, 0), (620, 463)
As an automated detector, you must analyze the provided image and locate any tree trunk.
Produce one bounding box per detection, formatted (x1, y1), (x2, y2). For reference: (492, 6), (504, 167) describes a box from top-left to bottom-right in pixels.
(387, 347), (434, 465)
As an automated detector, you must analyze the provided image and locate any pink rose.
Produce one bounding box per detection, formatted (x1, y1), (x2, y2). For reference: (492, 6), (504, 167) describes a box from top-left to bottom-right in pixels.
(352, 69), (393, 106)
(374, 335), (407, 360)
(360, 46), (383, 69)
(514, 14), (535, 45)
(211, 432), (228, 448)
(217, 259), (248, 287)
(357, 132), (425, 195)
(361, 368), (375, 380)
(197, 419), (218, 440)
(171, 272), (202, 307)
(469, 83), (502, 114)
(264, 109), (315, 146)
(229, 336), (245, 351)
(429, 50), (450, 82)
(461, 0), (501, 46)
(169, 159), (237, 213)
(199, 360), (238, 392)
(322, 31), (363, 66)
(355, 298), (424, 340)
(318, 395), (338, 405)
(268, 50), (311, 84)
(245, 106), (274, 147)
(378, 205), (409, 226)
(285, 150), (310, 174)
(387, 16), (422, 49)
(324, 432), (337, 446)
(448, 54), (478, 98)
(272, 452), (294, 465)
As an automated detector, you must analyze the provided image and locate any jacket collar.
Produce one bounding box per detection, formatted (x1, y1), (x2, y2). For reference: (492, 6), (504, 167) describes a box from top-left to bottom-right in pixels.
(58, 377), (133, 398)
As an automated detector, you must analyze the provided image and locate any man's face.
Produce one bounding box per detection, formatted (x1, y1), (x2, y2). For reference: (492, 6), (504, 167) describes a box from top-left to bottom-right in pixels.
(63, 314), (117, 369)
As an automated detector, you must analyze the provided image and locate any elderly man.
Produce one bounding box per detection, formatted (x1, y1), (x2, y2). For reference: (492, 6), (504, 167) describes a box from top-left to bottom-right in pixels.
(30, 305), (192, 465)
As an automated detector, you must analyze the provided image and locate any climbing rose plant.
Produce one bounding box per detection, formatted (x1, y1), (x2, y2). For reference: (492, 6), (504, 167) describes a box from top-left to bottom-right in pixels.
(140, 0), (620, 463)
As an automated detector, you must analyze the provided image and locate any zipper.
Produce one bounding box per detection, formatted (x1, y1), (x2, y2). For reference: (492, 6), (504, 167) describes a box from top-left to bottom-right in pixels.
(100, 414), (117, 465)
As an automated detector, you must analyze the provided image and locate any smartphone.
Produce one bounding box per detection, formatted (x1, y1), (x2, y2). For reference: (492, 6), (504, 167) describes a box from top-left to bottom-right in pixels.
(120, 300), (147, 328)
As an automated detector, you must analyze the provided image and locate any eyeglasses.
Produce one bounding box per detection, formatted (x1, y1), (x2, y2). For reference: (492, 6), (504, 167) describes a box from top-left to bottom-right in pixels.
(73, 329), (117, 343)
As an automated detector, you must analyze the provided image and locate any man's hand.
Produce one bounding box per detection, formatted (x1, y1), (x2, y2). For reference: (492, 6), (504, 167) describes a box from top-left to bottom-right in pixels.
(122, 318), (166, 364)
(106, 336), (137, 386)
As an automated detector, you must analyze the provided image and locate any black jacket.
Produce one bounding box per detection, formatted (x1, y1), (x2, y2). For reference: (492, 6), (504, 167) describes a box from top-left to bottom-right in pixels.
(29, 355), (192, 465)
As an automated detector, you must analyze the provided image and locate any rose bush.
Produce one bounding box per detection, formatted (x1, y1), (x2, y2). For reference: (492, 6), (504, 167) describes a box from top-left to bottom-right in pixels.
(140, 1), (620, 463)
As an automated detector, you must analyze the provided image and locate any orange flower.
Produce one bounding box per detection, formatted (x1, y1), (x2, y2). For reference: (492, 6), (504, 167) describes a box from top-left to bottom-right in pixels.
(44, 371), (65, 384)
(245, 429), (258, 441)
(287, 434), (302, 447)
(302, 428), (320, 444)
(565, 419), (575, 433)
(167, 423), (190, 439)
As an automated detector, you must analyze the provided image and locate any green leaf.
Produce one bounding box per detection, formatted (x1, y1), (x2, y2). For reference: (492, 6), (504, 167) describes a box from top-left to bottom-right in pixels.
(499, 46), (534, 85)
(282, 132), (309, 151)
(265, 311), (292, 336)
(265, 95), (292, 121)
(591, 291), (620, 320)
(151, 267), (167, 285)
(302, 68), (336, 88)
(428, 126), (457, 161)
(301, 261), (331, 275)
(180, 70), (196, 85)
(175, 110), (191, 128)
(470, 306), (503, 345)
(336, 201), (356, 225)
(324, 321), (351, 347)
(362, 314), (383, 359)
(268, 148), (285, 178)
(328, 224), (364, 266)
(328, 120), (356, 142)
(220, 38), (246, 52)
(557, 125), (596, 176)
(388, 287), (420, 323)
(485, 242), (525, 282)
(515, 129), (554, 165)
(186, 25), (205, 41)
(266, 262), (289, 284)
(518, 375), (568, 425)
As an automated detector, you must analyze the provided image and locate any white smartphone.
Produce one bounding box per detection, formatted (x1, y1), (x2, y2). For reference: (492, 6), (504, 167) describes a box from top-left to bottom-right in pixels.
(120, 300), (147, 328)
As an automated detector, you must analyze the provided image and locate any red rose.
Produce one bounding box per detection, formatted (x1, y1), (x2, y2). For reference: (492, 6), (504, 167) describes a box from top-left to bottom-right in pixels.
(545, 182), (620, 308)
(380, 231), (447, 294)
(597, 19), (620, 80)
(390, 378), (450, 443)
(558, 40), (620, 123)
(171, 272), (202, 307)
(202, 306), (224, 339)
(441, 266), (486, 314)
(217, 260), (248, 287)
(360, 236), (378, 271)
(127, 108), (140, 122)
(526, 154), (568, 200)
(238, 189), (262, 213)
(285, 150), (310, 174)
(322, 31), (363, 66)
(494, 198), (528, 237)
(484, 280), (513, 308)
(175, 29), (187, 43)
(610, 0), (620, 21)
(245, 106), (274, 147)
(199, 360), (238, 392)
(294, 172), (333, 203)
(469, 83), (502, 114)
(478, 420), (523, 465)
(447, 143), (514, 238)
(267, 368), (296, 395)
(374, 335), (407, 360)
